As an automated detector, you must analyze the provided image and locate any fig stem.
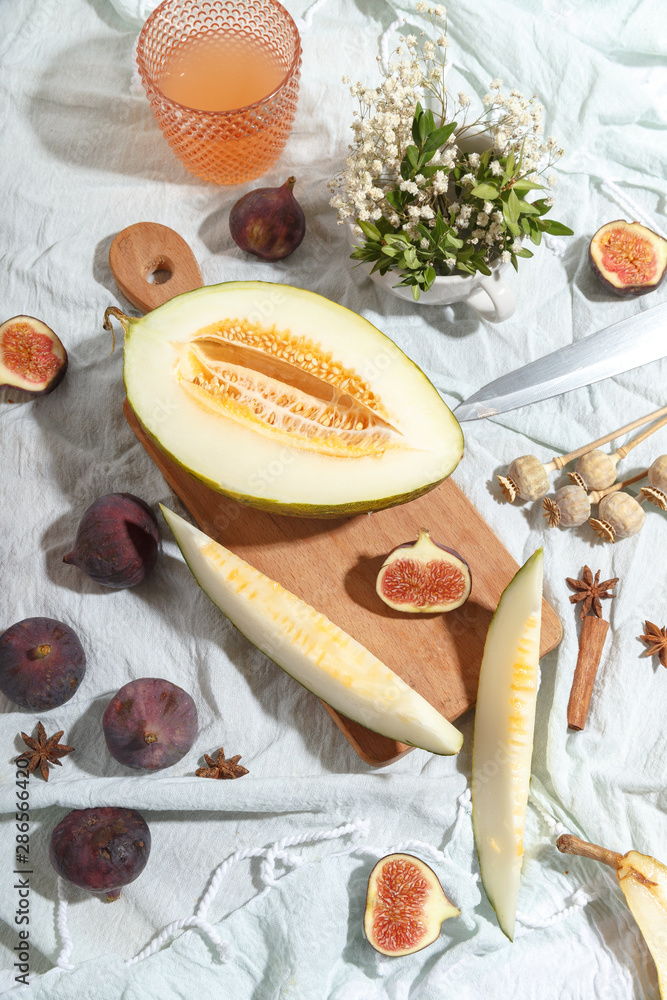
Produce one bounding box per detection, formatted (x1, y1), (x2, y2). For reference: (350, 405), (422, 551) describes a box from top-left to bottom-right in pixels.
(27, 644), (51, 660)
(105, 889), (121, 902)
(144, 733), (158, 744)
(556, 833), (623, 869)
(103, 307), (131, 354)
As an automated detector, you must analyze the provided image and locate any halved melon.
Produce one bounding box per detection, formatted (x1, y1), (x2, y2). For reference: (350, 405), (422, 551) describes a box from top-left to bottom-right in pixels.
(161, 506), (464, 756)
(108, 282), (463, 516)
(471, 548), (544, 941)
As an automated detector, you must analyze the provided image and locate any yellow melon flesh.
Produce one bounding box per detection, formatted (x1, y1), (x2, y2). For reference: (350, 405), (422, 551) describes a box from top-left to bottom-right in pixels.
(471, 549), (544, 940)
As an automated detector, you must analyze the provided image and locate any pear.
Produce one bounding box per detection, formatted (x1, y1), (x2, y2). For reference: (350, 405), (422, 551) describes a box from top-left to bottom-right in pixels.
(558, 833), (667, 997)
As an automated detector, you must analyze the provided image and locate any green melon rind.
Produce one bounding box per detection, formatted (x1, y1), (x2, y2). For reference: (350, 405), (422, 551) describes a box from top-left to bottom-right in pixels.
(471, 548), (544, 942)
(122, 281), (464, 517)
(161, 505), (464, 755)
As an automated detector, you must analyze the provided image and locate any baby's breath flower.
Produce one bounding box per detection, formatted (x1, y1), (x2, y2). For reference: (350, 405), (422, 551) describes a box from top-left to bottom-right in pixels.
(331, 5), (568, 295)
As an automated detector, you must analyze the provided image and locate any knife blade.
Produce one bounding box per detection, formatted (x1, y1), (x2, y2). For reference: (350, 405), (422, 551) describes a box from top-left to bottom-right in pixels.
(453, 301), (667, 421)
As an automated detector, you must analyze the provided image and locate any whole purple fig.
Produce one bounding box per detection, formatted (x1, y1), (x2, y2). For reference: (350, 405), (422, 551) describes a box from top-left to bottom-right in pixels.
(229, 176), (306, 261)
(0, 618), (86, 711)
(103, 677), (198, 771)
(49, 806), (150, 901)
(63, 493), (158, 589)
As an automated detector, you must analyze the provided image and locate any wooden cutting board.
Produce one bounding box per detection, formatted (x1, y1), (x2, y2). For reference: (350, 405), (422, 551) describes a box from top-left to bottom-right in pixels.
(110, 222), (562, 767)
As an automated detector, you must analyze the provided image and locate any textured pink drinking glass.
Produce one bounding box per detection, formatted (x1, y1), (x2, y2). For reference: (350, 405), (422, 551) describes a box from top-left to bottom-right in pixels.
(136, 0), (302, 185)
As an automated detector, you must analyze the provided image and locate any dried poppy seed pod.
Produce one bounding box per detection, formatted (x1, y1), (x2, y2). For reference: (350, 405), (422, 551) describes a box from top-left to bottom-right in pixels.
(498, 406), (667, 503)
(569, 449), (619, 491)
(570, 414), (667, 491)
(589, 491), (647, 542)
(543, 470), (647, 528)
(499, 455), (550, 502)
(543, 485), (591, 527)
(640, 454), (667, 509)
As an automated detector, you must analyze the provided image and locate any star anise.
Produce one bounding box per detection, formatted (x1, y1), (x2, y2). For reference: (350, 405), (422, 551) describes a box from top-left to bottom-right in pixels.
(566, 566), (619, 619)
(640, 621), (667, 668)
(196, 747), (249, 780)
(17, 722), (74, 781)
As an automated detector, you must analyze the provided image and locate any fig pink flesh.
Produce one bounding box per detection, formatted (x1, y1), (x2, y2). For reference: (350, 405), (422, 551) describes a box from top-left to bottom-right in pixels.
(0, 315), (68, 395)
(380, 558), (467, 608)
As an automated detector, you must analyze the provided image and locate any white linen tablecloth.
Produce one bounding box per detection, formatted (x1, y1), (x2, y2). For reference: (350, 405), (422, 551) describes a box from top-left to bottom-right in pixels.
(1, 0), (667, 996)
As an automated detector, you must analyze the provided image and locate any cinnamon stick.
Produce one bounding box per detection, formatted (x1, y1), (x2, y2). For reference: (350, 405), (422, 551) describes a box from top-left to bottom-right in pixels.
(567, 616), (610, 730)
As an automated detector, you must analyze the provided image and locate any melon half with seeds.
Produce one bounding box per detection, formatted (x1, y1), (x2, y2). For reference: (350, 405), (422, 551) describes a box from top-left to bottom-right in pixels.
(471, 548), (544, 941)
(106, 282), (463, 516)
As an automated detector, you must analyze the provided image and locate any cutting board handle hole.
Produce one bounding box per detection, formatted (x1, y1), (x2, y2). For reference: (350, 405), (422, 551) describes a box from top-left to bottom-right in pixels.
(146, 261), (173, 285)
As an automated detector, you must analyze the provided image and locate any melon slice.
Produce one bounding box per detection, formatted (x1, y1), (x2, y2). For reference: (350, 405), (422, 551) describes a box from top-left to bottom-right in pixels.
(161, 506), (463, 756)
(471, 548), (544, 940)
(106, 282), (463, 516)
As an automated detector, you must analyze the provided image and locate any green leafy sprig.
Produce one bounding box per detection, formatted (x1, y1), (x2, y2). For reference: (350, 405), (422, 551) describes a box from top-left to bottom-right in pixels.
(349, 102), (572, 301)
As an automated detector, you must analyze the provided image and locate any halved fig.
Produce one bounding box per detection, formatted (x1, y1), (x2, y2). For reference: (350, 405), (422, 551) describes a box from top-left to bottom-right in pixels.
(363, 853), (460, 956)
(589, 220), (667, 296)
(0, 315), (67, 395)
(376, 529), (472, 613)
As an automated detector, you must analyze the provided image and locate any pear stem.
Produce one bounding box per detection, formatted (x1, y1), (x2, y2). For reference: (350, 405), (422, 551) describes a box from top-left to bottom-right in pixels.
(557, 833), (623, 869)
